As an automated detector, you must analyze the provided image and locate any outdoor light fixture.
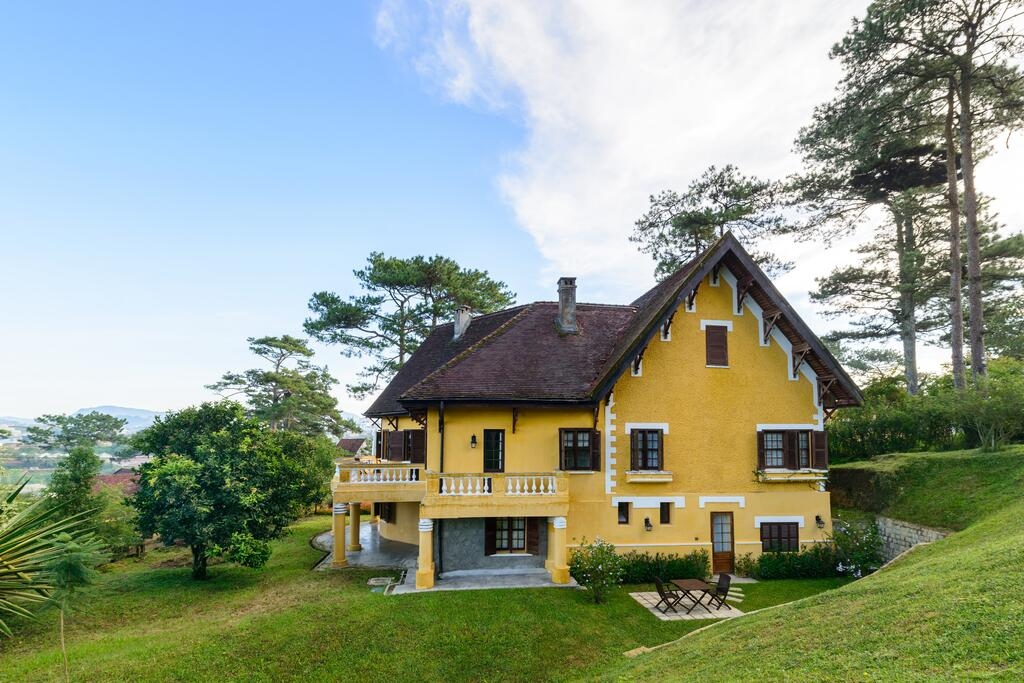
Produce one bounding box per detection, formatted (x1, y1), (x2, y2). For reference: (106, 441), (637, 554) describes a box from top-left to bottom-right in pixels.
(644, 517), (653, 532)
(470, 434), (478, 449)
(815, 515), (825, 529)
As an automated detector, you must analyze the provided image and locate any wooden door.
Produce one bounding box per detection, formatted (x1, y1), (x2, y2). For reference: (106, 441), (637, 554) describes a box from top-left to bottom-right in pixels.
(711, 512), (734, 574)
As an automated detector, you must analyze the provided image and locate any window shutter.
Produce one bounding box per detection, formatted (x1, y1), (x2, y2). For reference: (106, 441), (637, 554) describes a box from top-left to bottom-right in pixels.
(558, 428), (568, 470)
(784, 431), (798, 470)
(705, 325), (728, 366)
(756, 431), (766, 469)
(406, 429), (426, 464)
(387, 430), (406, 461)
(590, 430), (601, 471)
(374, 430), (383, 458)
(630, 431), (640, 470)
(813, 430), (829, 469)
(526, 518), (540, 555)
(657, 430), (665, 470)
(484, 518), (496, 555)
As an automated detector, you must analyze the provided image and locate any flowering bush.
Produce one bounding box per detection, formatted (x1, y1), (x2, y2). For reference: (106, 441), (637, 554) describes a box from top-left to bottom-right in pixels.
(831, 518), (883, 578)
(569, 537), (625, 604)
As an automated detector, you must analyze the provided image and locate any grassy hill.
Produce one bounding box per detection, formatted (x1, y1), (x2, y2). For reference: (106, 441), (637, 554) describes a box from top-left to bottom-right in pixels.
(829, 445), (1024, 530)
(604, 449), (1024, 681)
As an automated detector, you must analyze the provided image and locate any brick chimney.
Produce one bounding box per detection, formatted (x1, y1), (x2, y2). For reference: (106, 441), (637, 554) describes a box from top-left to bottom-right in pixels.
(453, 305), (472, 341)
(556, 277), (578, 334)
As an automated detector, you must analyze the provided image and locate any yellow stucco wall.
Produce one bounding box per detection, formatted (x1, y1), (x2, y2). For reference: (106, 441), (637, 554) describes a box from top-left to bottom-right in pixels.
(378, 501), (421, 545)
(344, 267), (835, 565)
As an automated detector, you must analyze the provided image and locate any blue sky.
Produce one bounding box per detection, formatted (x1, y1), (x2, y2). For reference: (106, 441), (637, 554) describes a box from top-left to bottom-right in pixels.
(3, 1), (1021, 418)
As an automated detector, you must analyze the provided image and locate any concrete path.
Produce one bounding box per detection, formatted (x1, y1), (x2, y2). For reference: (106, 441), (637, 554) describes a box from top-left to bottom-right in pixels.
(391, 567), (578, 595)
(313, 522), (417, 571)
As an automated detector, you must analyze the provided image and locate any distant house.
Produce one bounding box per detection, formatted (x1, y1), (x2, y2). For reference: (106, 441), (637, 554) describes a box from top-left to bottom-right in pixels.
(92, 468), (140, 496)
(337, 437), (367, 457)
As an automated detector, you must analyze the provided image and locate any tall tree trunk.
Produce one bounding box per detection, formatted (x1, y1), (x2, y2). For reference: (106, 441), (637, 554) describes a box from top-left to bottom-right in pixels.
(945, 79), (967, 391)
(895, 210), (919, 395)
(959, 62), (986, 381)
(191, 544), (208, 580)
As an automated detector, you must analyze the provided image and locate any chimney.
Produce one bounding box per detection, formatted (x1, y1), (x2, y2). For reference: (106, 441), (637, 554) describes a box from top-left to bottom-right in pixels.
(454, 305), (472, 341)
(556, 277), (578, 334)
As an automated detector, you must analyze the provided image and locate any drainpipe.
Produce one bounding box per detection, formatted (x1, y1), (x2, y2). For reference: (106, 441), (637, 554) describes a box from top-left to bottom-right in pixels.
(437, 401), (445, 578)
(439, 400), (445, 472)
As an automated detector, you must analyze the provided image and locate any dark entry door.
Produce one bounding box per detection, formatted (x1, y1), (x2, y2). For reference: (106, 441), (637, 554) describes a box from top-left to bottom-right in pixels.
(711, 512), (734, 574)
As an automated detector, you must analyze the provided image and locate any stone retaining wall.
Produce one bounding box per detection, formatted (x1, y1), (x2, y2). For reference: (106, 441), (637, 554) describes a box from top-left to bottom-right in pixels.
(876, 515), (948, 562)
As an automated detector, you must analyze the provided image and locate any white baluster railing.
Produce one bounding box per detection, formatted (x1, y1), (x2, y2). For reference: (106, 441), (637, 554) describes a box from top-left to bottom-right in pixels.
(438, 475), (493, 496)
(345, 465), (421, 484)
(505, 474), (558, 496)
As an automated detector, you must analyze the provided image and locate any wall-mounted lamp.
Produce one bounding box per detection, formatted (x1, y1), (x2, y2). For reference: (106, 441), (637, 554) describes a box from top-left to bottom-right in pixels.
(644, 517), (653, 532)
(815, 514), (825, 529)
(470, 434), (478, 449)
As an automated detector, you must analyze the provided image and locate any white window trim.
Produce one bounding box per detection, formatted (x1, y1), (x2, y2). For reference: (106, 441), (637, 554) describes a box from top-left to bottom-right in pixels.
(698, 495), (745, 509)
(757, 423), (818, 431)
(699, 319), (733, 331)
(755, 515), (805, 529)
(624, 423), (669, 434)
(611, 496), (685, 509)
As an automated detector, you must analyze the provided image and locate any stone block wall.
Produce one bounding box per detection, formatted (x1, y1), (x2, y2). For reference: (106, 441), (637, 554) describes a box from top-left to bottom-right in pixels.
(876, 515), (948, 562)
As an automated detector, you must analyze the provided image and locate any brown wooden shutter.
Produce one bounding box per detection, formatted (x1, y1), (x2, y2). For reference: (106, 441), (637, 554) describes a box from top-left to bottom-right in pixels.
(813, 430), (829, 469)
(406, 429), (426, 464)
(526, 518), (540, 555)
(484, 518), (496, 555)
(756, 431), (766, 469)
(558, 428), (568, 470)
(705, 325), (728, 366)
(657, 430), (665, 470)
(374, 430), (383, 458)
(784, 431), (798, 470)
(590, 430), (601, 471)
(387, 430), (406, 461)
(630, 431), (640, 470)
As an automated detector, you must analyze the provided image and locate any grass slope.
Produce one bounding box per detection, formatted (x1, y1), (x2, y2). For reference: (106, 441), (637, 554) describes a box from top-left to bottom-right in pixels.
(830, 445), (1024, 530)
(0, 518), (842, 682)
(604, 500), (1024, 680)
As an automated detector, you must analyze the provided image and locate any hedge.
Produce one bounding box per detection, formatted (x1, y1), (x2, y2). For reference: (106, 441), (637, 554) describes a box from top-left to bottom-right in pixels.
(619, 549), (710, 583)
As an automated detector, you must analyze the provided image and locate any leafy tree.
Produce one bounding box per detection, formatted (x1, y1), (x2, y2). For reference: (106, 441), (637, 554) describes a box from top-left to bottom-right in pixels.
(45, 446), (102, 518)
(132, 402), (314, 579)
(26, 412), (127, 453)
(305, 253), (515, 398)
(268, 430), (337, 513)
(207, 334), (358, 438)
(0, 483), (91, 637)
(91, 485), (143, 559)
(46, 532), (106, 682)
(955, 357), (1024, 450)
(632, 165), (790, 279)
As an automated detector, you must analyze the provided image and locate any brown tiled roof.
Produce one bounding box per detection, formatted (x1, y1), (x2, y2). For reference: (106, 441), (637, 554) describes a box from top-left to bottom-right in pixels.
(364, 233), (861, 416)
(92, 472), (140, 496)
(337, 437), (366, 454)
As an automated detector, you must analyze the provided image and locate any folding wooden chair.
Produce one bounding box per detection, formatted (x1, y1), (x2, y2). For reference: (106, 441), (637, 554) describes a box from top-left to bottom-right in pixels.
(704, 573), (733, 610)
(653, 577), (685, 614)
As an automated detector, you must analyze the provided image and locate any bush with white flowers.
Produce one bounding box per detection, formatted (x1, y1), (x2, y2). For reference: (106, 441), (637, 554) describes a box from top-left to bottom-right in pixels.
(569, 537), (625, 604)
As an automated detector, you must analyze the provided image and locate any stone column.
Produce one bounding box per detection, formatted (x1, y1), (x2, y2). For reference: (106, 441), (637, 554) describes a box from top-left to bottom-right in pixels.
(415, 518), (435, 589)
(548, 516), (570, 584)
(347, 502), (363, 552)
(331, 503), (349, 568)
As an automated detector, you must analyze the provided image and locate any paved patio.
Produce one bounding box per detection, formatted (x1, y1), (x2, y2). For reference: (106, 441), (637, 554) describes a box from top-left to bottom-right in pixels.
(390, 567), (578, 594)
(312, 522), (417, 571)
(629, 587), (745, 621)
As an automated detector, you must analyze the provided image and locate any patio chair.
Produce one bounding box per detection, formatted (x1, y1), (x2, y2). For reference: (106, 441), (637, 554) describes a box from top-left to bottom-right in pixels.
(653, 577), (684, 614)
(704, 573), (732, 611)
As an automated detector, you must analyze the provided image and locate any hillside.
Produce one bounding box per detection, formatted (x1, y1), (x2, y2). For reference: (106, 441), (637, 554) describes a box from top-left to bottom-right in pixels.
(829, 446), (1024, 530)
(604, 449), (1024, 681)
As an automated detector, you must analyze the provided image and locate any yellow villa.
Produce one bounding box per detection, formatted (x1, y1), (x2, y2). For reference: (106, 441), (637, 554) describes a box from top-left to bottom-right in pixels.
(330, 233), (862, 589)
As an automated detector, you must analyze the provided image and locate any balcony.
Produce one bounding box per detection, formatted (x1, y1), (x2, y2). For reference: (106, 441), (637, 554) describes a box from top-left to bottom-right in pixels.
(333, 459), (426, 502)
(421, 471), (569, 519)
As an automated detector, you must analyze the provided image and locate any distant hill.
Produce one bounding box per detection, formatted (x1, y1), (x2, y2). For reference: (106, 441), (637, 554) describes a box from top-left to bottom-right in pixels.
(74, 406), (164, 434)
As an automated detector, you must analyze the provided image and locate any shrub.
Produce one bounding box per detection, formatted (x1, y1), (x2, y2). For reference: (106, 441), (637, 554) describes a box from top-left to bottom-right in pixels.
(91, 485), (144, 560)
(832, 518), (883, 578)
(569, 538), (624, 604)
(756, 544), (839, 579)
(734, 553), (758, 578)
(618, 549), (710, 583)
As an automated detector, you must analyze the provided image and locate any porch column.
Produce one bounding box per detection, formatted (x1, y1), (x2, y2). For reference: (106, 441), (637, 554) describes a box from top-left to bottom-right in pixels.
(548, 516), (569, 584)
(331, 503), (349, 568)
(415, 518), (435, 589)
(347, 502), (363, 552)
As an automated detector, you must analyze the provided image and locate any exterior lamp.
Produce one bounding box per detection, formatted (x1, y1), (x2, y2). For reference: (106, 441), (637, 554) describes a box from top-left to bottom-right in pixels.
(470, 434), (478, 449)
(644, 517), (653, 532)
(815, 515), (825, 529)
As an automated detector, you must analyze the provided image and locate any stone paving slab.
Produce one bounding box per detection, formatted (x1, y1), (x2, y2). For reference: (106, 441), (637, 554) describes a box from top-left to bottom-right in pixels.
(629, 591), (744, 621)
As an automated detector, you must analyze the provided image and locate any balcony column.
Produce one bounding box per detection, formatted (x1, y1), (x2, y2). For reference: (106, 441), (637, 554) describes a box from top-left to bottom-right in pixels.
(415, 518), (435, 589)
(548, 516), (570, 584)
(331, 503), (349, 568)
(347, 502), (362, 552)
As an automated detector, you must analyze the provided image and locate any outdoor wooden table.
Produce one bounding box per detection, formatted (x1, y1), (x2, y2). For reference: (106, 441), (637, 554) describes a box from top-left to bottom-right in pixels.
(671, 578), (713, 614)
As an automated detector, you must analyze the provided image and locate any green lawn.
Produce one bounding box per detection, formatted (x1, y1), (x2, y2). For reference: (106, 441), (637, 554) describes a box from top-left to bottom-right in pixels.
(602, 497), (1024, 681)
(830, 445), (1024, 530)
(0, 519), (843, 682)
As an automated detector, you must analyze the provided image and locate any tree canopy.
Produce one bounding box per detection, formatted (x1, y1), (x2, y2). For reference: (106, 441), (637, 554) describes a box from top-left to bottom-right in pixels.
(25, 412), (126, 453)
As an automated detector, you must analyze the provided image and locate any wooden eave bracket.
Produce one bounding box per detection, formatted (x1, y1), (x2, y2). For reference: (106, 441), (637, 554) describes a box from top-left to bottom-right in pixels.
(512, 407), (519, 434)
(633, 344), (648, 373)
(409, 411), (428, 428)
(385, 416), (400, 431)
(662, 310), (676, 338)
(711, 263), (721, 284)
(817, 376), (837, 405)
(762, 308), (781, 344)
(686, 283), (700, 310)
(792, 343), (811, 377)
(736, 276), (754, 313)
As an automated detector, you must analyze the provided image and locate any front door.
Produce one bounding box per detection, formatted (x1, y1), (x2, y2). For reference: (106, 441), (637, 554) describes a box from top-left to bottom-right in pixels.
(711, 512), (734, 574)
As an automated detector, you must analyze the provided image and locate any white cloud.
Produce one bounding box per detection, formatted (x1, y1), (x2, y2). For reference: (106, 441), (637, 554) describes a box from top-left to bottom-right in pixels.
(377, 0), (1024, 373)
